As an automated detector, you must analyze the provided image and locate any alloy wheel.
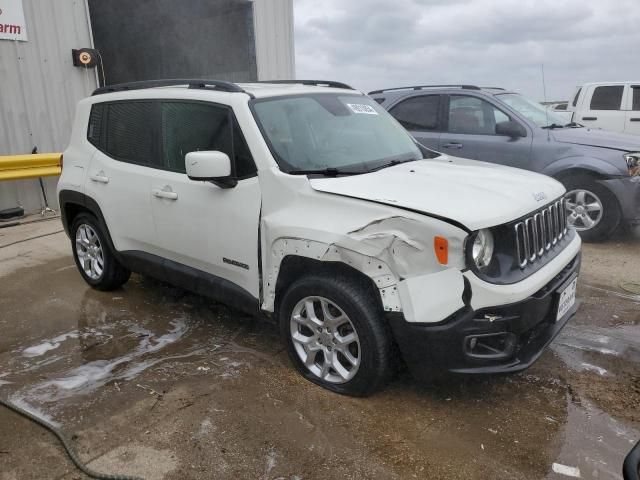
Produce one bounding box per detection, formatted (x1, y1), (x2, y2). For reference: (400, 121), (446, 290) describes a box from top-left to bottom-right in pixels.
(75, 224), (105, 280)
(290, 296), (361, 384)
(565, 189), (604, 231)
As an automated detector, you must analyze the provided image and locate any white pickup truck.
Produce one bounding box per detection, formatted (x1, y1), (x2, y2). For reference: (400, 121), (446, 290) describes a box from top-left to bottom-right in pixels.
(568, 82), (640, 135)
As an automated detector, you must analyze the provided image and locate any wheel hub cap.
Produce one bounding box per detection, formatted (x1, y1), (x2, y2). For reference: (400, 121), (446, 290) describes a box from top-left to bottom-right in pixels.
(290, 296), (361, 384)
(75, 224), (104, 280)
(565, 189), (604, 231)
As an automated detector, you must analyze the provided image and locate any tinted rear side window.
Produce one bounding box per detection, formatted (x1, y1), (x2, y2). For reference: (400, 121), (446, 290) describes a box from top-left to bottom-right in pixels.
(105, 102), (156, 164)
(590, 86), (624, 110)
(632, 87), (640, 111)
(87, 103), (105, 148)
(389, 95), (440, 131)
(161, 102), (231, 173)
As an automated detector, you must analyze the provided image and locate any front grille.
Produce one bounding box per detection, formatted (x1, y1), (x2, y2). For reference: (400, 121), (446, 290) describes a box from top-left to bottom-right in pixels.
(514, 198), (568, 268)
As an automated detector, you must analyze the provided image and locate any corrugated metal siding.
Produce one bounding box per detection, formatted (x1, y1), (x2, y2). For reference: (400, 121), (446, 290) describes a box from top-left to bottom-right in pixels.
(253, 0), (295, 80)
(0, 0), (97, 213)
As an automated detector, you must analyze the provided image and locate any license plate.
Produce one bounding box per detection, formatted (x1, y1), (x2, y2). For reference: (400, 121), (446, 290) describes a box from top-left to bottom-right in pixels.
(556, 278), (577, 321)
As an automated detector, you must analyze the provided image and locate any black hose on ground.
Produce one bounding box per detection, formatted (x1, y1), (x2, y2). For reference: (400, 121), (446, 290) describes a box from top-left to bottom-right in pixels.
(0, 397), (143, 480)
(0, 229), (64, 249)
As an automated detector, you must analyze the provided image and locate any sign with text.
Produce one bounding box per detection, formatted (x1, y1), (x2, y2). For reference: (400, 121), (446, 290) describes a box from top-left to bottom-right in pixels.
(0, 0), (28, 41)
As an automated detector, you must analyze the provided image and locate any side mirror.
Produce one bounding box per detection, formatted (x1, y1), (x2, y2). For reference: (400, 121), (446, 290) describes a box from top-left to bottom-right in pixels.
(185, 151), (237, 189)
(495, 121), (526, 138)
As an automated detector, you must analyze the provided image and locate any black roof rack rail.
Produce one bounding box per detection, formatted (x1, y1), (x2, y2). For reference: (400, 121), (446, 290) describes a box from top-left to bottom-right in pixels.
(481, 87), (506, 90)
(368, 85), (481, 95)
(92, 79), (254, 98)
(258, 79), (355, 90)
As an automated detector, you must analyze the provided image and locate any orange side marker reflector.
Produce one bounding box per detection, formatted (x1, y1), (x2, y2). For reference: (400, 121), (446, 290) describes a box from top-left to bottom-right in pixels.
(434, 236), (448, 265)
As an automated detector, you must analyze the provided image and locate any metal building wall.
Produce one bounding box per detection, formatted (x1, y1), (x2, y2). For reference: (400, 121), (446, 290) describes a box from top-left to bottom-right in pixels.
(0, 0), (98, 213)
(253, 0), (295, 80)
(0, 0), (294, 213)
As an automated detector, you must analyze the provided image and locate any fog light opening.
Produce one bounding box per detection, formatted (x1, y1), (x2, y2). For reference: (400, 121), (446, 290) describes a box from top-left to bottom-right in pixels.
(464, 332), (517, 360)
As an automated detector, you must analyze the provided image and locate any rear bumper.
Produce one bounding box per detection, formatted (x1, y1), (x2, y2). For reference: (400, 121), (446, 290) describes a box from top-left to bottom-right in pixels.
(387, 253), (581, 381)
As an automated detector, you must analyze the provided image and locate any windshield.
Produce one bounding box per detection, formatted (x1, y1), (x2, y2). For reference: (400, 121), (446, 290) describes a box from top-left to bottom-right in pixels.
(497, 93), (571, 127)
(251, 94), (423, 173)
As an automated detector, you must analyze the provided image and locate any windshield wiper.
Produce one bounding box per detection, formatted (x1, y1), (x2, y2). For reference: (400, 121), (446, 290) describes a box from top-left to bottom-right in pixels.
(542, 123), (566, 129)
(288, 167), (363, 177)
(369, 157), (419, 172)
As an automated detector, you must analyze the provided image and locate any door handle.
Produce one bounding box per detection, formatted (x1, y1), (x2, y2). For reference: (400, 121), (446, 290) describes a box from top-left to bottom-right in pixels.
(152, 188), (178, 200)
(442, 143), (463, 149)
(630, 118), (640, 122)
(582, 117), (598, 121)
(89, 174), (109, 184)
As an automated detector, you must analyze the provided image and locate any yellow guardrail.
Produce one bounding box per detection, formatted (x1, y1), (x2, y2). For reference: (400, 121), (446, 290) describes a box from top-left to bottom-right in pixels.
(0, 153), (62, 181)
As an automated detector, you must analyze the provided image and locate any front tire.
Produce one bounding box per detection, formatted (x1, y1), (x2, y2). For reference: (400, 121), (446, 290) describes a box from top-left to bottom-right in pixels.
(562, 176), (621, 242)
(71, 213), (130, 290)
(279, 274), (393, 396)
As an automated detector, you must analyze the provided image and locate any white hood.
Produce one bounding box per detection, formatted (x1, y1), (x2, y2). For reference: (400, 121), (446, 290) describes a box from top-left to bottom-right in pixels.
(309, 156), (565, 231)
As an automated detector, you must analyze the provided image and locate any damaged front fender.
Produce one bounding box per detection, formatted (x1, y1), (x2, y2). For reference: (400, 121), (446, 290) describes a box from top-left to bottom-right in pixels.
(262, 213), (468, 323)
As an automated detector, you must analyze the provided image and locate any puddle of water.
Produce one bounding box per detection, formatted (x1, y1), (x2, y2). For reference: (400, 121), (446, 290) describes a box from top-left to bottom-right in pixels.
(6, 394), (62, 428)
(264, 445), (278, 479)
(22, 331), (80, 357)
(554, 324), (640, 373)
(580, 362), (607, 376)
(547, 397), (639, 480)
(583, 284), (640, 303)
(7, 318), (193, 422)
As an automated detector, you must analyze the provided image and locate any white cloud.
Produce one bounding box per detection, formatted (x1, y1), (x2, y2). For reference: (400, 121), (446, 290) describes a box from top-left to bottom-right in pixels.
(294, 0), (640, 101)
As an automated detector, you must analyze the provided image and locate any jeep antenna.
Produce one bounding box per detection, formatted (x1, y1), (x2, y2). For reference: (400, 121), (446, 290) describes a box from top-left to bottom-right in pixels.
(541, 63), (550, 140)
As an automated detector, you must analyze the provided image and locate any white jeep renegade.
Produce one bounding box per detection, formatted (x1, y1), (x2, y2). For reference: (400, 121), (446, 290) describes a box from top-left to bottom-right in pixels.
(57, 79), (581, 396)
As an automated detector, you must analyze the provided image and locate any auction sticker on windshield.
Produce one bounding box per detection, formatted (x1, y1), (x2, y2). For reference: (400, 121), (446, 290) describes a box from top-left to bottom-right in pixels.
(346, 103), (378, 115)
(556, 277), (577, 321)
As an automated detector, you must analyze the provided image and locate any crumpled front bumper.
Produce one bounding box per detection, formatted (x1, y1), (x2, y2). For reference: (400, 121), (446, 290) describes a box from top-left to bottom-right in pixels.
(387, 253), (581, 382)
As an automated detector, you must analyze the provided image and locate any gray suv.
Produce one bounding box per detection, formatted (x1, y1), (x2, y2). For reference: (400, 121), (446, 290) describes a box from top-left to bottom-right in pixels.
(370, 85), (640, 241)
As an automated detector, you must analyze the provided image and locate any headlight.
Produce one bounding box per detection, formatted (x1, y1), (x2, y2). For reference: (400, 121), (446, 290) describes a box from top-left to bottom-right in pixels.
(472, 229), (494, 269)
(624, 152), (640, 177)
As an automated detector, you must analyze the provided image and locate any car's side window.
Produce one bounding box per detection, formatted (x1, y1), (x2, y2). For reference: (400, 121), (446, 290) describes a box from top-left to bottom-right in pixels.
(589, 86), (624, 110)
(388, 95), (440, 131)
(87, 103), (105, 148)
(105, 102), (158, 166)
(572, 87), (582, 107)
(161, 101), (256, 178)
(632, 87), (640, 111)
(448, 95), (509, 135)
(232, 120), (257, 178)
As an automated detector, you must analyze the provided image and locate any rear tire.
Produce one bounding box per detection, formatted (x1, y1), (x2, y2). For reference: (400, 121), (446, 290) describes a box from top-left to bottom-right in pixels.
(561, 176), (621, 242)
(70, 213), (130, 290)
(279, 274), (393, 396)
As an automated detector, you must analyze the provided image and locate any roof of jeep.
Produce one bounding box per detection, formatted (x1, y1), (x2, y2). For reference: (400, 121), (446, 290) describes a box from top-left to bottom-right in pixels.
(90, 80), (362, 101)
(238, 82), (361, 98)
